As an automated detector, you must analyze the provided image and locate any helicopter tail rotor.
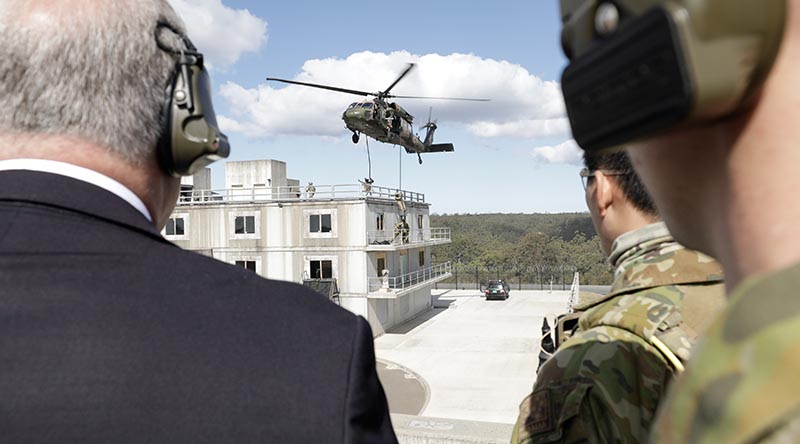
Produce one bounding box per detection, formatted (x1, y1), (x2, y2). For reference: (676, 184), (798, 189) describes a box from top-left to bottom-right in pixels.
(422, 107), (439, 146)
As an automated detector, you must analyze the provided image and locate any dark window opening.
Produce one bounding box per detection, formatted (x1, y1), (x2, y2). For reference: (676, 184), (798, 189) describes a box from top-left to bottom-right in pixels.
(310, 214), (332, 233)
(310, 260), (333, 279)
(235, 215), (256, 234)
(236, 260), (256, 272)
(377, 213), (385, 231)
(166, 217), (185, 236)
(377, 258), (386, 277)
(419, 250), (425, 267)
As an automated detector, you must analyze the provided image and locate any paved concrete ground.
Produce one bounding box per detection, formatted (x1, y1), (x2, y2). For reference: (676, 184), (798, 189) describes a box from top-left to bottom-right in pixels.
(377, 360), (428, 415)
(391, 414), (514, 444)
(376, 289), (569, 425)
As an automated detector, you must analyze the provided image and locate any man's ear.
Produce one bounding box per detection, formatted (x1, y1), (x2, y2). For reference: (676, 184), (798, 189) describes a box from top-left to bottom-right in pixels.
(593, 171), (615, 218)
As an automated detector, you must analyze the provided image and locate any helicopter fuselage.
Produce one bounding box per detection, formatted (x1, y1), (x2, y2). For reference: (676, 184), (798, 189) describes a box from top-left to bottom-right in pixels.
(342, 100), (426, 153)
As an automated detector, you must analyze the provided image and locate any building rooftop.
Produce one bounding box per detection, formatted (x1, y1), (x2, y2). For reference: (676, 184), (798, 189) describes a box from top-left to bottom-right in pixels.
(177, 183), (426, 206)
(178, 160), (426, 206)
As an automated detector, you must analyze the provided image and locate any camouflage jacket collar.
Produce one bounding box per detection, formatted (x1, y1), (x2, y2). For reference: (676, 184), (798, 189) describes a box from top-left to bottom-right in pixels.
(607, 221), (671, 268)
(606, 224), (723, 299)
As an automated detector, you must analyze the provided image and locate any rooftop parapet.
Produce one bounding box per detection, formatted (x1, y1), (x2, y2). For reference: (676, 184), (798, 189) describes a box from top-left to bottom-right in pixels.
(175, 183), (426, 206)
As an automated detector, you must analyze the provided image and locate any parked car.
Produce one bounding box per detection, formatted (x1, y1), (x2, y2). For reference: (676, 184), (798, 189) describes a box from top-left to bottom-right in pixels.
(485, 280), (510, 301)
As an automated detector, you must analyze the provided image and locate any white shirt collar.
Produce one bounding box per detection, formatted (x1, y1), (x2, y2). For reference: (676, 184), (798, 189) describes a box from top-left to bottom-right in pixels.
(0, 158), (153, 222)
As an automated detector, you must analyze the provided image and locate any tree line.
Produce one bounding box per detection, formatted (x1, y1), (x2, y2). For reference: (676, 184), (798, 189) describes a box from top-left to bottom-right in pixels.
(430, 213), (613, 285)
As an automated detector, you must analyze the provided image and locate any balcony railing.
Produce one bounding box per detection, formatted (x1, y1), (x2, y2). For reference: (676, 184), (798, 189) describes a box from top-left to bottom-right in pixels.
(368, 262), (452, 293)
(367, 228), (451, 246)
(176, 184), (425, 206)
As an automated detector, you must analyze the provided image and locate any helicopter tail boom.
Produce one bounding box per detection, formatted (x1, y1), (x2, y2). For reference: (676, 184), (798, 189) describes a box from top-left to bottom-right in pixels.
(425, 143), (454, 153)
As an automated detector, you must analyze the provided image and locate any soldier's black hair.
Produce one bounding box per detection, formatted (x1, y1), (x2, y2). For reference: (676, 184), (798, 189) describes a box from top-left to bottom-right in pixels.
(583, 150), (658, 216)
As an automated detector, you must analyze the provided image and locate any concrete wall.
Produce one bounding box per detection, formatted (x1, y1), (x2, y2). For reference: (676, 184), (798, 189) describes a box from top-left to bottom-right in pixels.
(169, 201), (368, 290)
(225, 159), (288, 188)
(367, 287), (432, 335)
(340, 296), (368, 320)
(182, 168), (211, 190)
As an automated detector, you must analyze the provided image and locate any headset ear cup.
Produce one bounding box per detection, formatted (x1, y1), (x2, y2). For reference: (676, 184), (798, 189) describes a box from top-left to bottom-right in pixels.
(155, 54), (230, 177)
(157, 68), (179, 176)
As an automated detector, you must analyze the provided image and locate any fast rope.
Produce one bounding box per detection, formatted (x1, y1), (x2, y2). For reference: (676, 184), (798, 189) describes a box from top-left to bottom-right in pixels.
(397, 145), (402, 190)
(365, 136), (372, 181)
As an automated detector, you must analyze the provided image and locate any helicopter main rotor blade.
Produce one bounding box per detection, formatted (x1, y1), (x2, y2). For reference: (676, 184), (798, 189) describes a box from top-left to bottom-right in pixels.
(382, 63), (416, 96)
(266, 77), (374, 97)
(389, 95), (491, 101)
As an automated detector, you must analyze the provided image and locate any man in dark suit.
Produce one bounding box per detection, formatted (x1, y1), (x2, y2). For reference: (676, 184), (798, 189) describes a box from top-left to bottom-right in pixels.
(0, 1), (397, 443)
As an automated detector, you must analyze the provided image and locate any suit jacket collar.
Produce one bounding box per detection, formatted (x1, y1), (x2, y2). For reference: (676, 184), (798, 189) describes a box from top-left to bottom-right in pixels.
(0, 170), (167, 242)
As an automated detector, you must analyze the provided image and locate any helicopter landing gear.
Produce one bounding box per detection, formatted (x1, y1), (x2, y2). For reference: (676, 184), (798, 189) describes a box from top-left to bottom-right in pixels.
(352, 132), (360, 144)
(417, 153), (423, 164)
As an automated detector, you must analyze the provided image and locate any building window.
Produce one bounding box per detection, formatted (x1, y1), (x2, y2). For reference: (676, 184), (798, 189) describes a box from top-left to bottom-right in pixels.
(304, 209), (337, 239)
(229, 212), (260, 240)
(309, 213), (332, 233)
(377, 257), (386, 277)
(377, 213), (385, 231)
(235, 215), (256, 234)
(417, 214), (424, 229)
(419, 250), (425, 267)
(166, 217), (185, 236)
(163, 213), (189, 239)
(310, 260), (333, 279)
(236, 260), (256, 272)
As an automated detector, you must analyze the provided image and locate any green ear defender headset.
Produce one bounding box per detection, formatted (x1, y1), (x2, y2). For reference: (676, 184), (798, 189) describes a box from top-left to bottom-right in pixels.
(155, 21), (230, 176)
(559, 0), (787, 151)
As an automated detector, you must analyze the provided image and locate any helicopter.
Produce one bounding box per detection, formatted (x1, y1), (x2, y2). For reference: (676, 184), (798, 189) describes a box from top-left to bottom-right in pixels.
(266, 64), (488, 164)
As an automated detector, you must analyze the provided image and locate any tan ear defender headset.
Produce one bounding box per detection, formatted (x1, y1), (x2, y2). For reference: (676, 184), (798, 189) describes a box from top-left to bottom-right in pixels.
(559, 0), (787, 151)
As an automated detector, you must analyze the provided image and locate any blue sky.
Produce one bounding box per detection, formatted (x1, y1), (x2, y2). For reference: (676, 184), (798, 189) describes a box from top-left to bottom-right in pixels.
(169, 0), (584, 214)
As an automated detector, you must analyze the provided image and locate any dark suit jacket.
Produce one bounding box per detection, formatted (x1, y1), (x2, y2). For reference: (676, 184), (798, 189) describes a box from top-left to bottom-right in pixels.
(0, 170), (397, 444)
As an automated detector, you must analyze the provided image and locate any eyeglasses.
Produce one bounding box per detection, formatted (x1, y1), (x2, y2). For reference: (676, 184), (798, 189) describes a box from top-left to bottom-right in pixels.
(580, 168), (630, 190)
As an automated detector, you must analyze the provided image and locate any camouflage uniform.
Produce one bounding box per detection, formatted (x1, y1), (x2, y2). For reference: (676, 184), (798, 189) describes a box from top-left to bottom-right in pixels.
(512, 222), (724, 443)
(652, 261), (800, 444)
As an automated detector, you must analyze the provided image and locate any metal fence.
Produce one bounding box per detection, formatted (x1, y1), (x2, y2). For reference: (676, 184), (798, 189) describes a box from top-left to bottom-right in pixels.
(176, 184), (425, 206)
(368, 262), (453, 292)
(435, 264), (579, 291)
(367, 227), (451, 246)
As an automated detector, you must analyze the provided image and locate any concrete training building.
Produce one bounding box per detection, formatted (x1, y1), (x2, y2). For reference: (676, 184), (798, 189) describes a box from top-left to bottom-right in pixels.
(163, 159), (452, 335)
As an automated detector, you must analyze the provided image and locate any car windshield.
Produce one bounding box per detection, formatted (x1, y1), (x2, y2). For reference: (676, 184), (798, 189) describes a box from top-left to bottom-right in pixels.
(488, 284), (503, 290)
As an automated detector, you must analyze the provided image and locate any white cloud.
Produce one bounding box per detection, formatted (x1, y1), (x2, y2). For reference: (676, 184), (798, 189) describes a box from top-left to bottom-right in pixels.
(168, 0), (267, 68)
(469, 118), (570, 138)
(219, 51), (568, 139)
(531, 139), (583, 165)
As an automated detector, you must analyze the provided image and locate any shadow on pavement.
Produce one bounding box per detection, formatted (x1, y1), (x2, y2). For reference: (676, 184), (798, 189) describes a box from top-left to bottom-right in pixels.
(387, 306), (451, 335)
(377, 360), (428, 415)
(433, 298), (456, 309)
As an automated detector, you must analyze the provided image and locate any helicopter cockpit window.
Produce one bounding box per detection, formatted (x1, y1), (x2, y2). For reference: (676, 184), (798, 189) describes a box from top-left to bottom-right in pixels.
(361, 103), (373, 108)
(347, 103), (357, 110)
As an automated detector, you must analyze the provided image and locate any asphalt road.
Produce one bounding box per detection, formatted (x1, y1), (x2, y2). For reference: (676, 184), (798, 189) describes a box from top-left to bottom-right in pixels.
(375, 289), (570, 424)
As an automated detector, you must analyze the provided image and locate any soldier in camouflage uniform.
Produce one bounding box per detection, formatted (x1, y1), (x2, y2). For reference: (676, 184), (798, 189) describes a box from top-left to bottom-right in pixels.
(554, 1), (800, 442)
(512, 152), (724, 443)
(652, 265), (800, 443)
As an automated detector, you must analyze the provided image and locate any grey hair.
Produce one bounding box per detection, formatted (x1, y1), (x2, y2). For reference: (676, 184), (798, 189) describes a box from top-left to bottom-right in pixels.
(0, 0), (186, 165)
